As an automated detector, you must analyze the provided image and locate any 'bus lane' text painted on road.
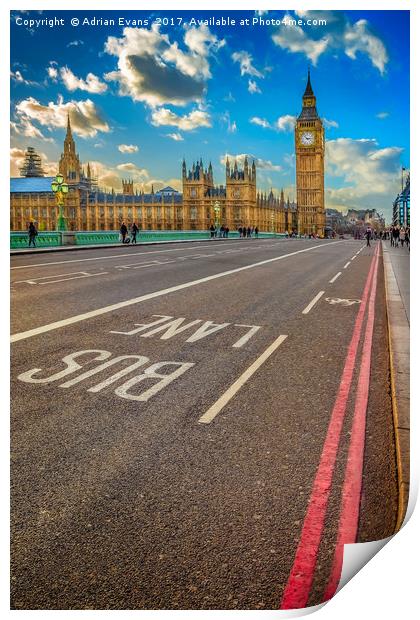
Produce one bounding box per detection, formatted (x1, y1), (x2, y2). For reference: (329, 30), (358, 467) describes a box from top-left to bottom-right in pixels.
(18, 349), (194, 403)
(110, 314), (262, 348)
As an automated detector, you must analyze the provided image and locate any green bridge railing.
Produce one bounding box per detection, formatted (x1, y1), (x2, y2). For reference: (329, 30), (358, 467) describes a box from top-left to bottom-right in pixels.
(10, 232), (62, 249)
(11, 230), (287, 249)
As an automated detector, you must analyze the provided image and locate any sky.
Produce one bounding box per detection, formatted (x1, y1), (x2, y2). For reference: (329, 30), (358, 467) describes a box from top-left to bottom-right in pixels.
(10, 9), (410, 221)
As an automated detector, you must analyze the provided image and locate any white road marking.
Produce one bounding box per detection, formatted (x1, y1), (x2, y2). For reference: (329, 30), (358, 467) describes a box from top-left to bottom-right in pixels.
(10, 241), (273, 270)
(198, 333), (288, 424)
(344, 261), (351, 269)
(329, 272), (342, 284)
(351, 255), (357, 260)
(11, 242), (340, 343)
(232, 325), (262, 348)
(302, 291), (325, 315)
(13, 271), (109, 285)
(325, 297), (361, 306)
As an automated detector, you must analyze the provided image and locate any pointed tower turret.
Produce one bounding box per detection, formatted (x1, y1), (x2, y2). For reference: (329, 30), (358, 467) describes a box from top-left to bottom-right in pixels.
(59, 110), (81, 184)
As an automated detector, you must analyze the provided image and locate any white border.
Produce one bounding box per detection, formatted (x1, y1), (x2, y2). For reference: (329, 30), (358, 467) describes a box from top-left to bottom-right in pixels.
(2, 2), (417, 619)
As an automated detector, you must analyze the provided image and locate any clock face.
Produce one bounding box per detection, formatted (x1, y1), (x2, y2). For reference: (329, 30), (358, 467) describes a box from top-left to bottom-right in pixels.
(301, 131), (315, 146)
(233, 190), (240, 198)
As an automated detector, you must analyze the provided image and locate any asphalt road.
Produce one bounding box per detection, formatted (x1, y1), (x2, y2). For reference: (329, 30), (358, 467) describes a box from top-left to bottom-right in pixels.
(10, 237), (398, 610)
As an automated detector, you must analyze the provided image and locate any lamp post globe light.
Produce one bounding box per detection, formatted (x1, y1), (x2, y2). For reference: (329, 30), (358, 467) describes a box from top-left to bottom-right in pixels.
(51, 173), (69, 231)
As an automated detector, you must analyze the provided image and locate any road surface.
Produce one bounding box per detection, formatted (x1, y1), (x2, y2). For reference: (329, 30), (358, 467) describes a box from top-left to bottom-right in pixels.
(10, 237), (398, 609)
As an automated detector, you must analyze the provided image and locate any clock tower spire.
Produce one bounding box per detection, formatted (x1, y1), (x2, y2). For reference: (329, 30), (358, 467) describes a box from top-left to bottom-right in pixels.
(295, 69), (325, 236)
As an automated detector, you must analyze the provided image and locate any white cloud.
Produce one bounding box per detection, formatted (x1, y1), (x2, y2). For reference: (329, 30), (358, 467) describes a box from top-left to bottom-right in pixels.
(273, 11), (388, 74)
(376, 111), (389, 119)
(47, 64), (58, 81)
(116, 162), (149, 180)
(250, 116), (270, 128)
(232, 50), (263, 78)
(323, 118), (339, 128)
(90, 159), (182, 194)
(344, 19), (388, 75)
(104, 24), (224, 106)
(118, 144), (139, 153)
(10, 70), (39, 86)
(276, 115), (296, 132)
(221, 111), (237, 133)
(67, 40), (84, 47)
(326, 137), (403, 214)
(220, 153), (282, 172)
(166, 132), (184, 141)
(151, 107), (211, 131)
(248, 79), (261, 94)
(11, 117), (54, 142)
(59, 67), (108, 94)
(272, 14), (330, 65)
(15, 96), (110, 138)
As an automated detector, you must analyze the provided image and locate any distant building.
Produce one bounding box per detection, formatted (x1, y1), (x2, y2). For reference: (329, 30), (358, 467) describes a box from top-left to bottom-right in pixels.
(325, 208), (345, 233)
(393, 174), (410, 227)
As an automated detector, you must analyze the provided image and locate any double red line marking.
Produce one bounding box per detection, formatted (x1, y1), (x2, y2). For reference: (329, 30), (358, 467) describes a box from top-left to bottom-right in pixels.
(280, 244), (380, 610)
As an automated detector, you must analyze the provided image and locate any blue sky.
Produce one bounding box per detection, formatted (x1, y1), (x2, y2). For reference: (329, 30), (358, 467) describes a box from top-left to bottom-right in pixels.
(10, 9), (409, 221)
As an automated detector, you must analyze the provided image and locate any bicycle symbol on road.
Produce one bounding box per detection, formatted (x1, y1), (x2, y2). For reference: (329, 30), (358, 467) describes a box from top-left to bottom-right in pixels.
(325, 297), (361, 306)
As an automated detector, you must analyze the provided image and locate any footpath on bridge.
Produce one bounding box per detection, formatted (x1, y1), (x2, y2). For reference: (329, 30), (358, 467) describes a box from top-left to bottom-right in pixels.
(382, 241), (410, 529)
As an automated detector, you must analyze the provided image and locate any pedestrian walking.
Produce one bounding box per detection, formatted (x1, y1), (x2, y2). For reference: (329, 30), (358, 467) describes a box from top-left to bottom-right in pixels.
(120, 222), (128, 244)
(220, 225), (225, 238)
(238, 226), (242, 238)
(393, 226), (400, 248)
(405, 226), (410, 249)
(130, 222), (139, 244)
(28, 221), (37, 248)
(255, 226), (259, 238)
(399, 228), (406, 247)
(365, 227), (372, 247)
(225, 226), (229, 238)
(247, 226), (251, 238)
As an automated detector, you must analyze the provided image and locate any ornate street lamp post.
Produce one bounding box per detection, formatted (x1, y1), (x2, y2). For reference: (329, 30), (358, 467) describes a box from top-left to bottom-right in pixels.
(213, 201), (220, 229)
(51, 173), (69, 231)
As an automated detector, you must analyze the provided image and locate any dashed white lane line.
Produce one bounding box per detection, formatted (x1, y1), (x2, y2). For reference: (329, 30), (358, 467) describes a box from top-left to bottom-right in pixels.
(351, 255), (357, 261)
(11, 242), (340, 343)
(302, 291), (325, 315)
(198, 333), (288, 424)
(344, 261), (351, 269)
(329, 272), (342, 284)
(10, 242), (245, 270)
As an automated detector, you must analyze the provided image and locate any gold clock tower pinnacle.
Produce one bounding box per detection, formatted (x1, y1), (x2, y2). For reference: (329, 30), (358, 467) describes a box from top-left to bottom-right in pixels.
(295, 69), (325, 237)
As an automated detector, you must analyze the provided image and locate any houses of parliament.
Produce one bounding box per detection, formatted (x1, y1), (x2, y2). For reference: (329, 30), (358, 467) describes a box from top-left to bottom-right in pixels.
(10, 71), (326, 236)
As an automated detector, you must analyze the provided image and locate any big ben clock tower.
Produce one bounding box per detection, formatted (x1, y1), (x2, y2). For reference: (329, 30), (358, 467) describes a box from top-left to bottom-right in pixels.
(295, 70), (325, 237)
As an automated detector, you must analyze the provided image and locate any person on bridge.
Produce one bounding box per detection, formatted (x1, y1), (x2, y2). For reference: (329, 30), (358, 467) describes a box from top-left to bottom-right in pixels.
(399, 227), (406, 247)
(365, 227), (372, 247)
(255, 226), (259, 238)
(130, 222), (139, 244)
(28, 221), (37, 248)
(120, 222), (128, 244)
(392, 226), (400, 248)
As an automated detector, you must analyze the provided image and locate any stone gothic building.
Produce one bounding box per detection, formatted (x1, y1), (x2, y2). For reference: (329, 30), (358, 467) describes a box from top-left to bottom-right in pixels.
(10, 72), (326, 234)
